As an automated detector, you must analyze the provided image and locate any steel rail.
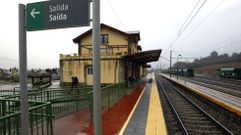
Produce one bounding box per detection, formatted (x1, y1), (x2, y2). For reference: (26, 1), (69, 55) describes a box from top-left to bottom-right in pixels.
(163, 78), (233, 135)
(196, 76), (241, 85)
(155, 74), (189, 135)
(192, 77), (241, 90)
(184, 77), (241, 98)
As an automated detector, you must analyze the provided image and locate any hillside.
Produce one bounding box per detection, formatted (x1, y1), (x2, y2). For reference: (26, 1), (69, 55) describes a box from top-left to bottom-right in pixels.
(172, 51), (241, 77)
(194, 62), (241, 76)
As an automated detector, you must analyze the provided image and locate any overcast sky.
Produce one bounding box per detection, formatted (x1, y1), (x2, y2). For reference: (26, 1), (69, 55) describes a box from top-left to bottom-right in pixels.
(1, 0), (241, 69)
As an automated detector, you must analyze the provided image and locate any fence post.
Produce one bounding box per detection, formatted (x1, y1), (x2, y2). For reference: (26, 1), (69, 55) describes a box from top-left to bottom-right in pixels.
(16, 115), (20, 135)
(88, 93), (93, 122)
(2, 101), (6, 134)
(108, 87), (110, 108)
(47, 102), (53, 135)
(118, 83), (120, 100)
(75, 88), (77, 110)
(49, 103), (53, 135)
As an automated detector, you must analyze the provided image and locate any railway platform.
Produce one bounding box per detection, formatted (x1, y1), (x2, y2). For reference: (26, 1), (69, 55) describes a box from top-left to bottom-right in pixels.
(119, 73), (167, 135)
(161, 73), (241, 117)
(48, 73), (168, 135)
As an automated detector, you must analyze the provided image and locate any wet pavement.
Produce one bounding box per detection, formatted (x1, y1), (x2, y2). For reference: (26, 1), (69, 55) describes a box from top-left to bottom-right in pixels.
(53, 108), (90, 135)
(81, 84), (145, 135)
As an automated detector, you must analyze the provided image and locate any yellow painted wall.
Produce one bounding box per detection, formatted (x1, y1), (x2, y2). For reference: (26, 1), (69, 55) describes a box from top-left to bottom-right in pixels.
(60, 58), (124, 85)
(140, 66), (145, 77)
(60, 60), (91, 84)
(80, 27), (128, 56)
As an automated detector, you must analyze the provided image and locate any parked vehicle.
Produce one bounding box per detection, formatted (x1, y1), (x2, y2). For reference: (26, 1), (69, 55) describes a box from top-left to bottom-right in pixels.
(170, 68), (194, 77)
(219, 68), (241, 79)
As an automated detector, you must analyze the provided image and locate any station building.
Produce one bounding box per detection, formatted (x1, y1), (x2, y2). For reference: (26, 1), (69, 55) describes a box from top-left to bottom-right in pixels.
(59, 24), (161, 85)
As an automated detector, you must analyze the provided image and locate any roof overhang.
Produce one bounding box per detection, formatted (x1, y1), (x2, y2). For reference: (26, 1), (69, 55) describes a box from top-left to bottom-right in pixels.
(124, 49), (162, 65)
(143, 64), (151, 68)
(73, 24), (140, 44)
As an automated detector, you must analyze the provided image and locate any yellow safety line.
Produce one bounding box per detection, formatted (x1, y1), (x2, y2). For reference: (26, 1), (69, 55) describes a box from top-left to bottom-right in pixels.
(146, 75), (167, 135)
(118, 85), (146, 135)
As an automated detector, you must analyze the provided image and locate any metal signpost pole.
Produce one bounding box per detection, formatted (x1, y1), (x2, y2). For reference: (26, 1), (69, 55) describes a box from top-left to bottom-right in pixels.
(93, 0), (102, 134)
(19, 4), (29, 135)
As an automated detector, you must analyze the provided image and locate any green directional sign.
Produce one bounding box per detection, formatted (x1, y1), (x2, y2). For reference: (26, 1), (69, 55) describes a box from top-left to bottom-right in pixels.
(27, 0), (90, 31)
(27, 2), (44, 30)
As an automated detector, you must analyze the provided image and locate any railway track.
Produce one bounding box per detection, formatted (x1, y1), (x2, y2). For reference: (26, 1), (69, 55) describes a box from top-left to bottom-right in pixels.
(196, 76), (241, 85)
(156, 75), (233, 135)
(183, 77), (241, 98)
(192, 76), (241, 90)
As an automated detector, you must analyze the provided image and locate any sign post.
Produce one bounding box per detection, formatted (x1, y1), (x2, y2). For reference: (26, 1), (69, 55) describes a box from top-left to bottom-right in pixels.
(18, 0), (90, 134)
(19, 4), (29, 135)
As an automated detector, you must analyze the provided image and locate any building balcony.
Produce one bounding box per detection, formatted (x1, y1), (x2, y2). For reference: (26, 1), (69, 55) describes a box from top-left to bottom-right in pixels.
(59, 53), (124, 61)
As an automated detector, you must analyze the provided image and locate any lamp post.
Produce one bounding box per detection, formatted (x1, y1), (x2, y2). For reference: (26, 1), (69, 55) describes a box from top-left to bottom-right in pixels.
(185, 58), (187, 84)
(177, 54), (181, 80)
(170, 50), (172, 78)
(160, 60), (161, 73)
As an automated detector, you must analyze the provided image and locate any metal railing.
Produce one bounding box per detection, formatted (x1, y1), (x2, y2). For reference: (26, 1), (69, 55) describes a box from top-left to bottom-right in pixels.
(0, 82), (128, 134)
(1, 86), (92, 117)
(88, 82), (127, 121)
(0, 99), (53, 135)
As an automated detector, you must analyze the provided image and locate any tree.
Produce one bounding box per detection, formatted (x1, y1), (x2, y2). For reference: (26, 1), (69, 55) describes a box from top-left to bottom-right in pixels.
(210, 51), (218, 57)
(231, 52), (239, 58)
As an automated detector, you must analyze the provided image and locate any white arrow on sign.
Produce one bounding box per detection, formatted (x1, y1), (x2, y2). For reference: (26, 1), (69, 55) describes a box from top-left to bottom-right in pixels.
(30, 8), (40, 18)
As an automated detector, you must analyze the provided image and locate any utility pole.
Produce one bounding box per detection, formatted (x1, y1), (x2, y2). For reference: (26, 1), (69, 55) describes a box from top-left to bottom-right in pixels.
(160, 60), (161, 73)
(170, 50), (172, 78)
(185, 58), (187, 84)
(177, 54), (181, 80)
(177, 55), (178, 80)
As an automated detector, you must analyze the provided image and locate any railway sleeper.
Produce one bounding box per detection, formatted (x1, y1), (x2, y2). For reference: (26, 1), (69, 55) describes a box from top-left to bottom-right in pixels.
(185, 124), (220, 131)
(173, 105), (194, 110)
(187, 128), (222, 133)
(167, 116), (178, 121)
(177, 112), (205, 117)
(180, 116), (210, 121)
(183, 122), (215, 128)
(177, 112), (207, 117)
(175, 111), (208, 117)
(172, 125), (183, 132)
(188, 129), (224, 135)
(185, 123), (218, 129)
(182, 118), (213, 124)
